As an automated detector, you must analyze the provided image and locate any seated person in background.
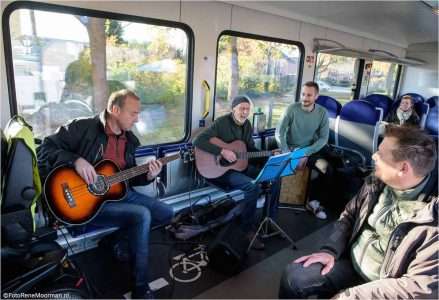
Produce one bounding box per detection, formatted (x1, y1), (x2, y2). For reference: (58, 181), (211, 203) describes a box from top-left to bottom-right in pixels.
(38, 89), (174, 299)
(279, 125), (438, 299)
(386, 95), (420, 126)
(274, 81), (330, 219)
(193, 95), (265, 250)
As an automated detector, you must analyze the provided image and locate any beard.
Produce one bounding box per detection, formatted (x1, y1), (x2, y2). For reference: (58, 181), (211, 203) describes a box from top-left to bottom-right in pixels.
(232, 113), (247, 125)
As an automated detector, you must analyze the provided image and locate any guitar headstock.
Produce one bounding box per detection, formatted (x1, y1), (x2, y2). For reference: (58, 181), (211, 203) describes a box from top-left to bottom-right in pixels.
(180, 147), (194, 163)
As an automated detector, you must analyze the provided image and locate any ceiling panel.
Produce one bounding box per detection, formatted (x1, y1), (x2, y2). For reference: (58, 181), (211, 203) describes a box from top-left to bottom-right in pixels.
(227, 1), (438, 47)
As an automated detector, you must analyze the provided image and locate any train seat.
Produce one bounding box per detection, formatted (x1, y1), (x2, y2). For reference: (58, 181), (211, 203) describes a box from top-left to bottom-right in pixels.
(316, 95), (342, 145)
(427, 96), (438, 109)
(158, 142), (202, 197)
(363, 94), (392, 118)
(336, 100), (383, 167)
(425, 105), (438, 137)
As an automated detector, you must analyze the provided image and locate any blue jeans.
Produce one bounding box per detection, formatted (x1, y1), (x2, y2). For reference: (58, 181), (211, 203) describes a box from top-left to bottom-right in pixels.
(209, 170), (261, 232)
(89, 189), (174, 287)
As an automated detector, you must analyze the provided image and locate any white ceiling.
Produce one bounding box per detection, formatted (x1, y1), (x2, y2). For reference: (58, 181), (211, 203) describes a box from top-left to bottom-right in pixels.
(227, 1), (439, 48)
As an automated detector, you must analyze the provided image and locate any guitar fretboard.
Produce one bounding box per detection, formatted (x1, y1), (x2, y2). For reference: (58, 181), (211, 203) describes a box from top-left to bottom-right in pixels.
(106, 153), (180, 185)
(236, 150), (273, 159)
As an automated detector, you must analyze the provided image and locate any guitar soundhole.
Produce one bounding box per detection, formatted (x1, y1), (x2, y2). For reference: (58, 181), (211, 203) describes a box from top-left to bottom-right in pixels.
(219, 157), (235, 167)
(87, 175), (109, 196)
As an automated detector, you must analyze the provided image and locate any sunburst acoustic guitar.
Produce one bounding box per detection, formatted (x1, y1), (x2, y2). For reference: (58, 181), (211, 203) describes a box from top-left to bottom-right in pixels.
(44, 150), (189, 225)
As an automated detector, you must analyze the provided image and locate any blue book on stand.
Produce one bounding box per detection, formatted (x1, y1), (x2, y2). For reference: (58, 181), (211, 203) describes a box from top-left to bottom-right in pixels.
(253, 147), (310, 183)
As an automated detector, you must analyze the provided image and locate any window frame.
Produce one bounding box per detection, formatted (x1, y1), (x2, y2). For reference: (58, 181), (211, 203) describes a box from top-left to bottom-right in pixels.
(365, 61), (402, 99)
(313, 52), (363, 102)
(213, 30), (305, 125)
(313, 51), (402, 102)
(2, 0), (195, 147)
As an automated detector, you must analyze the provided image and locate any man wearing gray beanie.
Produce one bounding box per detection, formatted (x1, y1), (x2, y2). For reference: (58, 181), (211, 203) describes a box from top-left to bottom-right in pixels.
(193, 95), (265, 250)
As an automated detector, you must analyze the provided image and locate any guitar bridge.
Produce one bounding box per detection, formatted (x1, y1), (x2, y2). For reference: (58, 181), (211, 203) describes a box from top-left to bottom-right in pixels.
(62, 183), (76, 208)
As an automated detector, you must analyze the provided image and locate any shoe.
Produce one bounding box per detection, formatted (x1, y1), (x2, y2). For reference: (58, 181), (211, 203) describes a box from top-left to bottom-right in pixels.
(132, 284), (155, 299)
(246, 232), (265, 250)
(306, 200), (327, 220)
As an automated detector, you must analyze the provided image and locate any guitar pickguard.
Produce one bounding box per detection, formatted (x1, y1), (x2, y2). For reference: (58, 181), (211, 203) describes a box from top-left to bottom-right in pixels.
(87, 175), (109, 196)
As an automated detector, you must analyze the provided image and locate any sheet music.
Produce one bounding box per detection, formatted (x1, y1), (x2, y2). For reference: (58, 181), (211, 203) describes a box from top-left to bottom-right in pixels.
(253, 147), (310, 183)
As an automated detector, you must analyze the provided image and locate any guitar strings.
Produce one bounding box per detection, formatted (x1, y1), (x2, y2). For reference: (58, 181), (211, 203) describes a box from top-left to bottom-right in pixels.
(61, 169), (153, 199)
(58, 153), (183, 197)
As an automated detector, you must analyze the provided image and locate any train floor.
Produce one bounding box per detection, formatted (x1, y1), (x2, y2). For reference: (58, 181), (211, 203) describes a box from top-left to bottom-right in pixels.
(70, 206), (338, 299)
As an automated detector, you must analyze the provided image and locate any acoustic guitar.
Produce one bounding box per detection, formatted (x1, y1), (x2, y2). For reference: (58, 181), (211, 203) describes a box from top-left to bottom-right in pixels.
(44, 150), (189, 225)
(194, 137), (275, 179)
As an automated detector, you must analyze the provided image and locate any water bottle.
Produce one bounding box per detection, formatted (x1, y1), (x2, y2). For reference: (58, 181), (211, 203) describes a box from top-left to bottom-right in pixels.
(252, 107), (266, 134)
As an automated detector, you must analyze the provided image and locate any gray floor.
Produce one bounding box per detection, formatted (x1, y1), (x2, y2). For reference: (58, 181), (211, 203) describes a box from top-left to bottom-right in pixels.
(195, 222), (335, 299)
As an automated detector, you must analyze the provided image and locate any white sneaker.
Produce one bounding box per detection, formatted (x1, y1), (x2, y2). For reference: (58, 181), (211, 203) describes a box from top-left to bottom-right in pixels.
(307, 200), (320, 210)
(306, 200), (327, 220)
(315, 209), (327, 220)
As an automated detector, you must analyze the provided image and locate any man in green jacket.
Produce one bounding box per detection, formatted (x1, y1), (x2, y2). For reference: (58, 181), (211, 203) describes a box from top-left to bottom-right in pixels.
(271, 81), (330, 219)
(279, 125), (438, 299)
(193, 95), (265, 250)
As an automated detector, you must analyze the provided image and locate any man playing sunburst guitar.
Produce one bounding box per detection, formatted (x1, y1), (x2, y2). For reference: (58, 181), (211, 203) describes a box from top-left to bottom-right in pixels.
(38, 89), (173, 299)
(193, 95), (268, 250)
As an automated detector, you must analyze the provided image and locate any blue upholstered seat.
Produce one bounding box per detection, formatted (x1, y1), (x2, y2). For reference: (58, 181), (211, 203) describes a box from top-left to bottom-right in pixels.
(316, 95), (342, 145)
(336, 100), (383, 166)
(427, 96), (438, 109)
(425, 106), (438, 137)
(363, 94), (392, 118)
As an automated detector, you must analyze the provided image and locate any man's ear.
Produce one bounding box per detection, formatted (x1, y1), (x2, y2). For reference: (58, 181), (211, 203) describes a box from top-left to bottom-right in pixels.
(399, 161), (411, 177)
(111, 105), (121, 114)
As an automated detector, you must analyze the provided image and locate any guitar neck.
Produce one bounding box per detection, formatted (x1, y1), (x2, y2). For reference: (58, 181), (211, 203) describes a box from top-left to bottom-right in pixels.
(106, 154), (180, 185)
(236, 150), (272, 160)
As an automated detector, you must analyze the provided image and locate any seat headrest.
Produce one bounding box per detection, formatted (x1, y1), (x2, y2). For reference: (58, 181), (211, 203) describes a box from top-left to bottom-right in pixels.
(363, 94), (392, 116)
(427, 96), (438, 109)
(316, 96), (342, 118)
(425, 106), (438, 136)
(400, 93), (425, 103)
(340, 100), (380, 126)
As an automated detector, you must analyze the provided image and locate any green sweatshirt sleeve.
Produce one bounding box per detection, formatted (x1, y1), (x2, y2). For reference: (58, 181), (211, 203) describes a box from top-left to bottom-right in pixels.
(304, 110), (329, 156)
(193, 120), (222, 155)
(277, 105), (293, 153)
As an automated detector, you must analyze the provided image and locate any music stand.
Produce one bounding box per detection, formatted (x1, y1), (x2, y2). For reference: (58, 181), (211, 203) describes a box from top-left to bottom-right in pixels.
(246, 147), (309, 253)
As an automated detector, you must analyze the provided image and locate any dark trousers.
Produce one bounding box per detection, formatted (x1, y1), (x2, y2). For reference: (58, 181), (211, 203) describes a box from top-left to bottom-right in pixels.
(307, 148), (334, 206)
(209, 166), (261, 232)
(279, 258), (364, 299)
(89, 189), (174, 287)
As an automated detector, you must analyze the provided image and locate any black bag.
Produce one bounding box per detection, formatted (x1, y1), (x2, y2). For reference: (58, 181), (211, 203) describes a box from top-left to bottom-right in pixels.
(207, 220), (248, 275)
(169, 198), (243, 240)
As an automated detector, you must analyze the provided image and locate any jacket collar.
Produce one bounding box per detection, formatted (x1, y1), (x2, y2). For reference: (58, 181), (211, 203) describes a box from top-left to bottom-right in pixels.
(368, 172), (438, 225)
(98, 111), (107, 130)
(97, 111), (138, 145)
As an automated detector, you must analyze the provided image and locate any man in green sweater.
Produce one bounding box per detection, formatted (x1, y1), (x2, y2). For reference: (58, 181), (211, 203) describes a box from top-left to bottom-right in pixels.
(193, 95), (265, 250)
(271, 81), (330, 219)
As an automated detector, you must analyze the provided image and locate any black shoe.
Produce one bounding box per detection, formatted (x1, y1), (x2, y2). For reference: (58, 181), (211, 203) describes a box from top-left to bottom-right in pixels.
(132, 284), (155, 299)
(246, 232), (265, 250)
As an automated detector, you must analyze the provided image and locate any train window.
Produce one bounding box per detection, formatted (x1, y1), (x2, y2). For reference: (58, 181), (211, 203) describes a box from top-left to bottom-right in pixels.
(365, 61), (399, 98)
(215, 32), (303, 128)
(6, 5), (191, 145)
(315, 53), (359, 105)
